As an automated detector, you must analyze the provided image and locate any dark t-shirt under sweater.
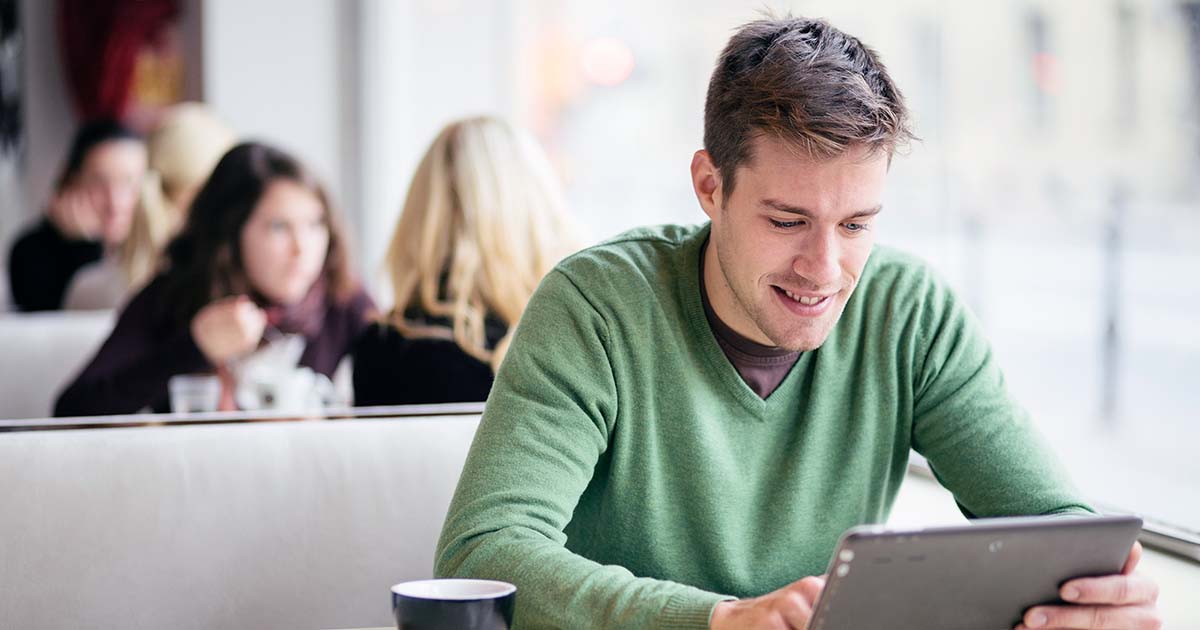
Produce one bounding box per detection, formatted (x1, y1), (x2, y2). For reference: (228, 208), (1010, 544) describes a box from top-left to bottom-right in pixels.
(698, 238), (801, 399)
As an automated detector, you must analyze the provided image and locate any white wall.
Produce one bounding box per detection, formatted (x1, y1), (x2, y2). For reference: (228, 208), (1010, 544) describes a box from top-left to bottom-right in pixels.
(356, 0), (516, 301)
(201, 0), (374, 283)
(10, 0), (73, 238)
(202, 0), (347, 198)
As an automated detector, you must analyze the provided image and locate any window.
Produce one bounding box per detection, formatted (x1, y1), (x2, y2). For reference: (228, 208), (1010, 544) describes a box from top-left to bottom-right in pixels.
(366, 0), (1200, 535)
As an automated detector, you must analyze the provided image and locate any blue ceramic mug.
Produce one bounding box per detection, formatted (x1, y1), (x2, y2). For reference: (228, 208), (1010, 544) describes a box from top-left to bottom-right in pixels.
(391, 579), (516, 630)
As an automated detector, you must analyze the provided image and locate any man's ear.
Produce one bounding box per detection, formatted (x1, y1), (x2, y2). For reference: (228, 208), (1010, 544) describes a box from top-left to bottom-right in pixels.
(690, 150), (723, 220)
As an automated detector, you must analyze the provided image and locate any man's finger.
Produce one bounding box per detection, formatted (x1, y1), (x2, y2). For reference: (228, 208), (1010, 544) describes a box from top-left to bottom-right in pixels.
(1061, 573), (1158, 605)
(1023, 604), (1161, 630)
(1122, 541), (1142, 575)
(776, 591), (813, 629)
(793, 575), (825, 602)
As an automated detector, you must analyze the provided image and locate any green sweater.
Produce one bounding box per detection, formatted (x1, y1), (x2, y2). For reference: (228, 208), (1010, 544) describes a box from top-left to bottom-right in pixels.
(435, 223), (1089, 629)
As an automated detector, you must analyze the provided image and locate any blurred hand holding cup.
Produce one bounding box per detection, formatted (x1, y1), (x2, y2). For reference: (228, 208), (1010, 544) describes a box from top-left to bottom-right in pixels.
(232, 334), (336, 411)
(391, 579), (515, 630)
(167, 374), (221, 413)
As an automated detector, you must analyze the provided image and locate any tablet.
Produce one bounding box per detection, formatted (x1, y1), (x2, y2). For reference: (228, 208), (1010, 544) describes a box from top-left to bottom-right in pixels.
(808, 514), (1143, 630)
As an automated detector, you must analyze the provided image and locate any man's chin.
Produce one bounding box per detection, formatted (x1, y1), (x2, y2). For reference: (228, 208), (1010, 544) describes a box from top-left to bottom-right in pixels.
(763, 330), (830, 353)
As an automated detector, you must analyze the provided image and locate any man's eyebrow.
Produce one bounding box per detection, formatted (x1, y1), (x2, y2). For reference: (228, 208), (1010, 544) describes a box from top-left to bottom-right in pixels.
(846, 205), (883, 220)
(760, 199), (883, 220)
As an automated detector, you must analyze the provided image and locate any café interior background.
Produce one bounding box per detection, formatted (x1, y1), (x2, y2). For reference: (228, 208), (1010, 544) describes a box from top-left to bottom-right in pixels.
(0, 0), (1197, 533)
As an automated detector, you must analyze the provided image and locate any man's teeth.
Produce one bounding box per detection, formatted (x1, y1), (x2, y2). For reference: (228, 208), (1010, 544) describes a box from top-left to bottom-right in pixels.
(782, 289), (825, 305)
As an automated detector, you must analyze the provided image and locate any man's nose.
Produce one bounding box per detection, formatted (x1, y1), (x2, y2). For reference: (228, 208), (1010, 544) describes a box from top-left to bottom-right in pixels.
(792, 231), (841, 288)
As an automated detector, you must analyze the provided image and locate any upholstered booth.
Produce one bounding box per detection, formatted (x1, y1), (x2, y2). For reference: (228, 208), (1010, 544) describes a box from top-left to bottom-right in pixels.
(0, 413), (480, 629)
(0, 310), (115, 420)
(1, 411), (1197, 629)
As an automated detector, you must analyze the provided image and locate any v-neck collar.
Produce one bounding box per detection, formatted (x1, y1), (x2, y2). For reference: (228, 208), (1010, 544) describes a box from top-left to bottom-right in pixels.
(677, 224), (809, 414)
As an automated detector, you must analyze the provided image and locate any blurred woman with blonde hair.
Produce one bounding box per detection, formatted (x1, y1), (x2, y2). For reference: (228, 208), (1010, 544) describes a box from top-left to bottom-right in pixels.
(64, 103), (237, 309)
(352, 116), (580, 405)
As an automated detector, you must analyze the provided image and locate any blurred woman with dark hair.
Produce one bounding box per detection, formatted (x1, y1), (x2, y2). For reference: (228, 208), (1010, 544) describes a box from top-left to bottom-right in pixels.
(7, 119), (147, 311)
(54, 142), (375, 416)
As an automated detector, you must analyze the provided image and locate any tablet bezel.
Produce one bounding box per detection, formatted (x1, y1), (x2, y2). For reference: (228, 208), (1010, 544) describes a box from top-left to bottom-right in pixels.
(808, 514), (1143, 630)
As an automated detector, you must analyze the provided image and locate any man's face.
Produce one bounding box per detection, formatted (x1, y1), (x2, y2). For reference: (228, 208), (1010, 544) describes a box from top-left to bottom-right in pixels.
(691, 136), (888, 351)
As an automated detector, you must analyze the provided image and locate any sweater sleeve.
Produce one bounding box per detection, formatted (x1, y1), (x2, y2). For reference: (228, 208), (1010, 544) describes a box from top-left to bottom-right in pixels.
(910, 274), (1093, 518)
(54, 279), (211, 417)
(435, 269), (728, 630)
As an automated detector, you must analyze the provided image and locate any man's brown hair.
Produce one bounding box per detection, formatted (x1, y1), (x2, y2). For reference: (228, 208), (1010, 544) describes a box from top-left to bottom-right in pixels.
(704, 15), (914, 194)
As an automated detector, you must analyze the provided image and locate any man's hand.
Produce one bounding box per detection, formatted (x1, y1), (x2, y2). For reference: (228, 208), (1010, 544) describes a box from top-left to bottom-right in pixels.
(1016, 542), (1162, 630)
(191, 296), (268, 365)
(47, 184), (104, 241)
(710, 576), (825, 630)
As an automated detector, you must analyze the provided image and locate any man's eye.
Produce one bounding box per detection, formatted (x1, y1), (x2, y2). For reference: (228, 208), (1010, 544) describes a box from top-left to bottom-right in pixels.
(844, 222), (869, 233)
(769, 219), (804, 229)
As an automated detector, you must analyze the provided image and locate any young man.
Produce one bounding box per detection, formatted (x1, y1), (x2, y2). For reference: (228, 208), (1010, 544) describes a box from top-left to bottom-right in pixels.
(435, 16), (1162, 630)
